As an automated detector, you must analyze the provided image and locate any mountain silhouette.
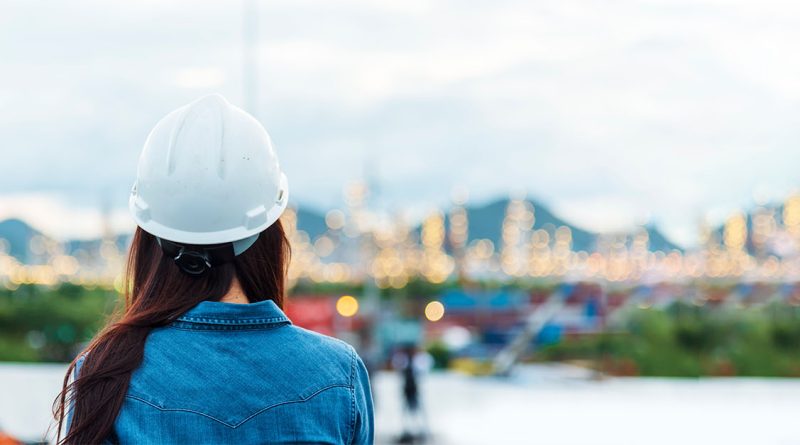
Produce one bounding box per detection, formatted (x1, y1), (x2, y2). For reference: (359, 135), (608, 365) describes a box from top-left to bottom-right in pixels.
(0, 198), (683, 264)
(0, 218), (43, 263)
(459, 198), (597, 252)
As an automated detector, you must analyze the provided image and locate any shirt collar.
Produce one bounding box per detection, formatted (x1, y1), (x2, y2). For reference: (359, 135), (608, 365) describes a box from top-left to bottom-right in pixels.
(176, 299), (291, 327)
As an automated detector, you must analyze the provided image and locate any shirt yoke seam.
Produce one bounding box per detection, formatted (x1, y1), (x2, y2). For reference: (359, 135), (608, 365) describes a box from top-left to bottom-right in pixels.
(125, 383), (350, 429)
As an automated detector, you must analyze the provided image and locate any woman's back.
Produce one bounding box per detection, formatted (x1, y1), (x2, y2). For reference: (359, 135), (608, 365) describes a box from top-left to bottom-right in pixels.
(56, 95), (375, 444)
(77, 299), (373, 444)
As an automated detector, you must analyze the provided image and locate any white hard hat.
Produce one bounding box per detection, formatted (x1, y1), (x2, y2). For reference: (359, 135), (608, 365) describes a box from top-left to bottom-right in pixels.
(129, 94), (289, 248)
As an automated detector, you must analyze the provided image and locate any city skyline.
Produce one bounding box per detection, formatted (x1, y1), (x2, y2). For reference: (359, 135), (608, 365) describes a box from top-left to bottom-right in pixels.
(0, 182), (798, 248)
(0, 183), (796, 246)
(4, 187), (800, 288)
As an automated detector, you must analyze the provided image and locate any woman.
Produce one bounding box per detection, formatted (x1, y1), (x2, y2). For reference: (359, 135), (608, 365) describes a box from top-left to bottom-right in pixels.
(53, 95), (374, 444)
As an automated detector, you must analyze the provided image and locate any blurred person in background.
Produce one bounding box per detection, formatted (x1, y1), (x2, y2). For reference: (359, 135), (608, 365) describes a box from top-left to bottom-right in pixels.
(357, 325), (381, 402)
(391, 345), (432, 444)
(52, 95), (374, 444)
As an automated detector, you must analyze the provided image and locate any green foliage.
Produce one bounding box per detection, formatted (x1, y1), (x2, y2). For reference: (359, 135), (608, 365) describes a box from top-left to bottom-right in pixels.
(6, 282), (800, 378)
(290, 280), (364, 297)
(0, 284), (119, 362)
(539, 301), (800, 377)
(383, 278), (452, 299)
(426, 340), (452, 369)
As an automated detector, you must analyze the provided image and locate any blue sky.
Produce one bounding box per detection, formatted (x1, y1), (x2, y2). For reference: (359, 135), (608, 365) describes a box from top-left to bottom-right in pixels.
(2, 0), (800, 245)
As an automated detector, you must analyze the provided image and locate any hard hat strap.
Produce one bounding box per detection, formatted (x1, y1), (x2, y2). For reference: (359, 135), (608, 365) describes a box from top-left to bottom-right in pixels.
(156, 237), (237, 276)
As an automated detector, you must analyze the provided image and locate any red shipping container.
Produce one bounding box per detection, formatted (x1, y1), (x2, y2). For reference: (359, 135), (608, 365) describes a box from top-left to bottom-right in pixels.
(284, 296), (335, 336)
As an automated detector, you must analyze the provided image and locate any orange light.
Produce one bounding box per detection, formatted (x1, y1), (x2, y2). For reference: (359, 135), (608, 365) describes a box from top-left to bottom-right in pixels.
(336, 295), (359, 317)
(424, 300), (445, 322)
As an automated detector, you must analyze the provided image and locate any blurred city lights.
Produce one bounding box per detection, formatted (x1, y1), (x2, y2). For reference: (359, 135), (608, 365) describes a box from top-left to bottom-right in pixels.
(424, 301), (445, 322)
(335, 295), (359, 317)
(442, 326), (472, 350)
(8, 186), (800, 288)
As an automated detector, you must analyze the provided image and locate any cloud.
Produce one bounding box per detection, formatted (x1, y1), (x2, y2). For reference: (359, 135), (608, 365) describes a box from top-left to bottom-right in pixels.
(0, 193), (133, 240)
(3, 0), (800, 244)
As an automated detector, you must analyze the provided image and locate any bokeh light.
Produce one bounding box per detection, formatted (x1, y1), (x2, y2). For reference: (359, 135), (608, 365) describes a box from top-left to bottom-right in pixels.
(424, 300), (445, 322)
(335, 295), (359, 317)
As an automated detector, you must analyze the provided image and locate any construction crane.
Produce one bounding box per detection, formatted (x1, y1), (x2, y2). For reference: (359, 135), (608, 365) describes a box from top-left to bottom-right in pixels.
(491, 287), (568, 376)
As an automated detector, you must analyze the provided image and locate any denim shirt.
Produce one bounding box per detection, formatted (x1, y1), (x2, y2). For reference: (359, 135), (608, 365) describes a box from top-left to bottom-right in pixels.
(72, 299), (374, 444)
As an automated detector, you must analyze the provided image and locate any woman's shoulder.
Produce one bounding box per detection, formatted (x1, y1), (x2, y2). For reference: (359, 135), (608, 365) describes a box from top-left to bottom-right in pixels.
(285, 325), (358, 363)
(144, 322), (359, 382)
(280, 326), (366, 390)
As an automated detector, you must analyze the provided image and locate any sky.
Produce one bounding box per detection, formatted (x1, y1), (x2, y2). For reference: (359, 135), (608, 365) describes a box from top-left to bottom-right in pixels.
(2, 0), (800, 246)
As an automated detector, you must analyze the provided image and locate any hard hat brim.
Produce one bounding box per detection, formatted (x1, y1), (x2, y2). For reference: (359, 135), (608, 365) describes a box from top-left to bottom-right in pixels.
(130, 172), (289, 245)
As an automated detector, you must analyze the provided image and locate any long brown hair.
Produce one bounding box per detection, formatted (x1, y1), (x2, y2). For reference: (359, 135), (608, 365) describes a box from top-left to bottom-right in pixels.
(53, 221), (290, 444)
